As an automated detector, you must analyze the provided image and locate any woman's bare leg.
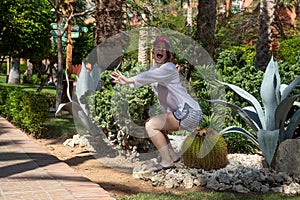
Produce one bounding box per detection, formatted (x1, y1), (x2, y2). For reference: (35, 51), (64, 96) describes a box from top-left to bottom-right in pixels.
(145, 112), (179, 167)
(163, 134), (180, 162)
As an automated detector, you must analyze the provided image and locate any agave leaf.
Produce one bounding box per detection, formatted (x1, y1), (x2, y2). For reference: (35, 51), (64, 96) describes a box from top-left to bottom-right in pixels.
(90, 63), (100, 90)
(76, 62), (99, 116)
(217, 80), (265, 129)
(280, 84), (288, 95)
(281, 75), (300, 100)
(209, 100), (259, 132)
(76, 62), (94, 99)
(55, 102), (73, 116)
(260, 57), (281, 130)
(294, 102), (300, 107)
(219, 126), (259, 146)
(65, 71), (72, 102)
(257, 129), (279, 166)
(284, 108), (300, 140)
(243, 106), (263, 129)
(275, 94), (300, 142)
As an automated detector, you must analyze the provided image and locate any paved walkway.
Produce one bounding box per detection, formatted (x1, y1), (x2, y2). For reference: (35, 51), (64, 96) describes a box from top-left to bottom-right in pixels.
(0, 117), (115, 200)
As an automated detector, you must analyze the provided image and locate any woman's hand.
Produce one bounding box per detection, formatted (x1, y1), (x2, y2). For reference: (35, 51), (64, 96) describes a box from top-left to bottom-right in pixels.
(110, 71), (131, 85)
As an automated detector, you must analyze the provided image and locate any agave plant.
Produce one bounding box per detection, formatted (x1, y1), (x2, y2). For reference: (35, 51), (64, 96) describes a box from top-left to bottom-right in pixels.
(210, 57), (300, 166)
(55, 62), (100, 135)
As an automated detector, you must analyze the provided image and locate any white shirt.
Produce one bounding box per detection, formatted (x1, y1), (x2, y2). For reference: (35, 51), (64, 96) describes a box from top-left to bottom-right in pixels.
(129, 62), (201, 113)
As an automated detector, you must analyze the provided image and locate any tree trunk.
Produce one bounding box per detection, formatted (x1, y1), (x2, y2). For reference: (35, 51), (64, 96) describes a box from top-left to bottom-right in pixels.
(196, 0), (217, 56)
(187, 0), (193, 36)
(8, 57), (20, 84)
(66, 19), (73, 77)
(56, 0), (63, 110)
(93, 0), (124, 46)
(138, 14), (149, 67)
(254, 0), (276, 70)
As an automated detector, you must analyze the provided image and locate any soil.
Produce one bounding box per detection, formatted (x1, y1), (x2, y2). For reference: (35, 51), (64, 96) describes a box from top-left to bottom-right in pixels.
(34, 137), (204, 199)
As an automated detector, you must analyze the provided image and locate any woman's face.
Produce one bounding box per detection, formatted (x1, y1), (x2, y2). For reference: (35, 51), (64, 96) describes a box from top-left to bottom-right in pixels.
(153, 41), (168, 65)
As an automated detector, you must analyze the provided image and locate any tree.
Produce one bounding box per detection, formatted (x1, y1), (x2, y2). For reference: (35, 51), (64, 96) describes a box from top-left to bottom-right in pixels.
(0, 0), (54, 83)
(254, 0), (277, 70)
(48, 0), (94, 109)
(196, 0), (217, 56)
(93, 0), (124, 46)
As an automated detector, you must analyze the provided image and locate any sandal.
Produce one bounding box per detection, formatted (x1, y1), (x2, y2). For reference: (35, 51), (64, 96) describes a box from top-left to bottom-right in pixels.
(173, 157), (181, 163)
(152, 163), (176, 173)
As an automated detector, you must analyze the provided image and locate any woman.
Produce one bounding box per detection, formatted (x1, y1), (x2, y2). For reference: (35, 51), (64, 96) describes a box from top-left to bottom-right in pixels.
(111, 36), (202, 172)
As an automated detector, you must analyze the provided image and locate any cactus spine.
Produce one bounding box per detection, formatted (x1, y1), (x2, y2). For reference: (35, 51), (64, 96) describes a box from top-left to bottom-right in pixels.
(182, 128), (228, 170)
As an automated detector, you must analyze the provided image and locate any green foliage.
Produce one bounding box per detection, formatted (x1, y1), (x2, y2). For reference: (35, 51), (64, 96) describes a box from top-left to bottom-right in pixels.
(189, 66), (227, 132)
(182, 128), (228, 170)
(0, 86), (54, 137)
(278, 38), (300, 65)
(0, 0), (54, 59)
(89, 60), (155, 152)
(215, 12), (259, 51)
(149, 1), (189, 34)
(216, 46), (261, 108)
(224, 132), (257, 154)
(215, 46), (300, 154)
(211, 58), (300, 167)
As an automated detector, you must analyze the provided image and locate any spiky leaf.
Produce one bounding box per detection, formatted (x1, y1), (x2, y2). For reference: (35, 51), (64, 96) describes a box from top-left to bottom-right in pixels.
(209, 99), (259, 131)
(219, 126), (259, 146)
(260, 57), (281, 130)
(281, 75), (300, 100)
(284, 108), (300, 140)
(243, 106), (262, 129)
(257, 129), (279, 166)
(216, 80), (265, 129)
(275, 94), (300, 142)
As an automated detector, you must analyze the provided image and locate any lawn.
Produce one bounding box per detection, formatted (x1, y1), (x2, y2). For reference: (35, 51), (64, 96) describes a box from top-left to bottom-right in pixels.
(120, 191), (300, 200)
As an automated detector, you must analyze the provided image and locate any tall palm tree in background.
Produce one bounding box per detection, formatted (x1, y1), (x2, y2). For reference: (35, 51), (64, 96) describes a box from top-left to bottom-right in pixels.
(196, 0), (217, 56)
(93, 0), (124, 45)
(254, 0), (277, 70)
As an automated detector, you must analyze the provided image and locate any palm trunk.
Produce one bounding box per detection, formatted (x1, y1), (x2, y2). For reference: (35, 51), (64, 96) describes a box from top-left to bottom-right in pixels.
(138, 28), (149, 67)
(254, 0), (276, 70)
(196, 0), (217, 56)
(56, 0), (63, 110)
(93, 0), (124, 46)
(66, 19), (73, 76)
(187, 0), (193, 36)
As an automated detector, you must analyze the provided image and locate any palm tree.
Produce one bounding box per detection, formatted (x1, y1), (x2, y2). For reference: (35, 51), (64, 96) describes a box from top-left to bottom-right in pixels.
(93, 0), (124, 45)
(196, 0), (217, 56)
(254, 0), (278, 70)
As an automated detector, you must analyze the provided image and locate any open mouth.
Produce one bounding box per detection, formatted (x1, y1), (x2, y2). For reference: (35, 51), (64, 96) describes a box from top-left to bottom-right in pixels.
(156, 53), (163, 59)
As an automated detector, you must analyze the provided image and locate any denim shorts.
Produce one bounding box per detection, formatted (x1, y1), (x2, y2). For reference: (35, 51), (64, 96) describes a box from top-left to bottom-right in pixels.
(173, 103), (203, 132)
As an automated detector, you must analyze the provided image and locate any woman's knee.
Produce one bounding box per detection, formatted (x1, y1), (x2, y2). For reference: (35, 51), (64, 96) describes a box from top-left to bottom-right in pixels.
(145, 118), (158, 137)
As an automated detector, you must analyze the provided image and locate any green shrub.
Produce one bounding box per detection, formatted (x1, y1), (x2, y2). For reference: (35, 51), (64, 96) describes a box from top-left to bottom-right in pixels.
(2, 88), (51, 137)
(89, 60), (155, 153)
(278, 38), (300, 65)
(0, 86), (13, 114)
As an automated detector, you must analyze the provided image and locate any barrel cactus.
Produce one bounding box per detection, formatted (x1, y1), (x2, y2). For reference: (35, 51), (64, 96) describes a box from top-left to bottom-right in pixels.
(182, 128), (228, 170)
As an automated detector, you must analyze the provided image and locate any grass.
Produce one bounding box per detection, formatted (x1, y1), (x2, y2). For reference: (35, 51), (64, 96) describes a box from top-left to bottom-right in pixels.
(120, 191), (300, 200)
(43, 112), (77, 139)
(0, 75), (56, 94)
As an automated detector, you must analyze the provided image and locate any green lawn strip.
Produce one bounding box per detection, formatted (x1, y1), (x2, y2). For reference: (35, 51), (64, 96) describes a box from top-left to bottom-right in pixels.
(43, 113), (77, 139)
(120, 191), (300, 200)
